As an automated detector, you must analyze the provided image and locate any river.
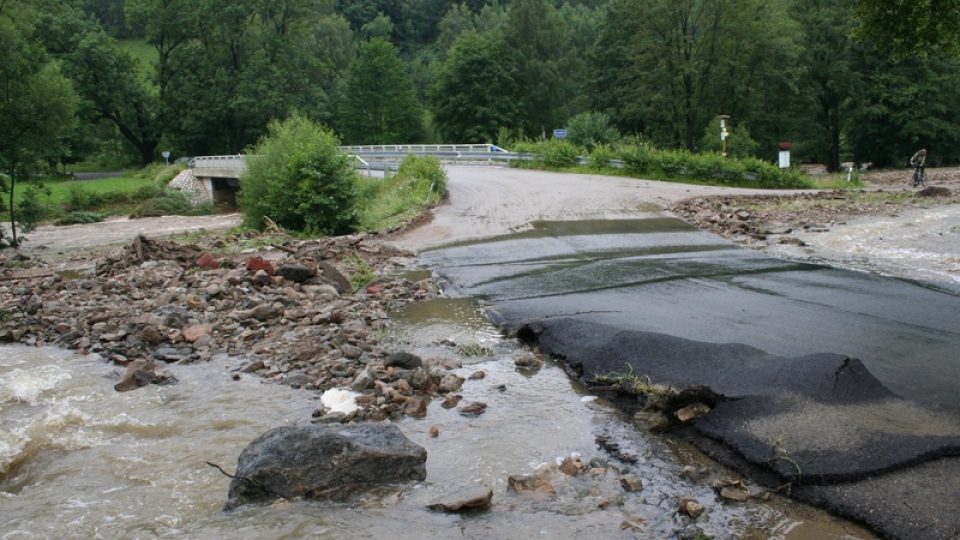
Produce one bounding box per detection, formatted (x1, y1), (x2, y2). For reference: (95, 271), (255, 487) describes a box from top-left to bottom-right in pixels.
(0, 297), (872, 539)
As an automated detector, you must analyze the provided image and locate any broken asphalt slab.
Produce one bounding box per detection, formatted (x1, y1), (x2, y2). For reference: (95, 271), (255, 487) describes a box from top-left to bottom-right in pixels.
(420, 218), (960, 539)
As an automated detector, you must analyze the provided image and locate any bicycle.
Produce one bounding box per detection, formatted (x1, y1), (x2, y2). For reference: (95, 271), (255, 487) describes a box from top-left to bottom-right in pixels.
(911, 165), (927, 188)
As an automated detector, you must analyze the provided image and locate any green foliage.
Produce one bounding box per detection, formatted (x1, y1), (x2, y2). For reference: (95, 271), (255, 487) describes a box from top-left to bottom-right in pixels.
(129, 189), (194, 218)
(587, 144), (617, 170)
(342, 255), (377, 292)
(342, 38), (424, 144)
(239, 115), (359, 235)
(699, 117), (759, 158)
(0, 7), (79, 245)
(519, 140), (809, 189)
(17, 184), (51, 232)
(358, 155), (447, 231)
(54, 210), (105, 225)
(856, 0), (960, 57)
(432, 31), (517, 143)
(539, 140), (581, 168)
(566, 112), (620, 150)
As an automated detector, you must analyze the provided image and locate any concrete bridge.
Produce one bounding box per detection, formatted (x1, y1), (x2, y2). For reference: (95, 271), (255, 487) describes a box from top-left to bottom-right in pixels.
(181, 145), (513, 205)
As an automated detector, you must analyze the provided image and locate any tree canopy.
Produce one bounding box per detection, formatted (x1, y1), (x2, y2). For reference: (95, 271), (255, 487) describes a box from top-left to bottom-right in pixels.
(0, 0), (957, 171)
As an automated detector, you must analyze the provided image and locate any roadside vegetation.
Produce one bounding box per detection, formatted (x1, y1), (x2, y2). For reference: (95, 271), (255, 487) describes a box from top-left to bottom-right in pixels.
(509, 138), (812, 189)
(7, 164), (206, 231)
(239, 115), (447, 237)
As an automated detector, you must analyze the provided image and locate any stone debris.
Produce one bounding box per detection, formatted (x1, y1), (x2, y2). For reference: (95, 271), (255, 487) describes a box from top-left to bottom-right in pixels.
(225, 424), (427, 510)
(458, 402), (487, 417)
(0, 234), (474, 422)
(427, 486), (493, 513)
(619, 474), (644, 492)
(679, 497), (705, 519)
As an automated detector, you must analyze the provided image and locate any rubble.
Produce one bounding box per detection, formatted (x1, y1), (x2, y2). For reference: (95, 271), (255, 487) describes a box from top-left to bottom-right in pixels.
(0, 232), (467, 421)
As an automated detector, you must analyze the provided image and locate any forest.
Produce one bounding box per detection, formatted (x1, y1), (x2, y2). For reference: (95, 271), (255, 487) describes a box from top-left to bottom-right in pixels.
(3, 0), (960, 177)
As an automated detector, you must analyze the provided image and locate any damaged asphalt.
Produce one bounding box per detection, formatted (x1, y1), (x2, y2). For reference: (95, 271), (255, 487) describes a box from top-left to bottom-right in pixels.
(420, 218), (960, 540)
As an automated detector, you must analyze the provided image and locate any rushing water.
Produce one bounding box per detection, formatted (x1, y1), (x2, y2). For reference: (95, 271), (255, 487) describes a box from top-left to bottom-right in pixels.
(768, 204), (960, 290)
(0, 297), (873, 539)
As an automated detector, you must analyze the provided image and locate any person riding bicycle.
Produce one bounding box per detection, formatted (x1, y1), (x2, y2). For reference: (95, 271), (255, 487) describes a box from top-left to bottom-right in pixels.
(910, 148), (927, 187)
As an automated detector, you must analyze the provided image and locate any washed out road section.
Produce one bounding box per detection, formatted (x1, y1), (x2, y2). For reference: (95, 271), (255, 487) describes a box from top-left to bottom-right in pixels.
(421, 216), (960, 540)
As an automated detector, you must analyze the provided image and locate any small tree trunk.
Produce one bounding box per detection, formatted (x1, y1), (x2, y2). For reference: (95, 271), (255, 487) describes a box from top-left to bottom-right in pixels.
(8, 166), (17, 247)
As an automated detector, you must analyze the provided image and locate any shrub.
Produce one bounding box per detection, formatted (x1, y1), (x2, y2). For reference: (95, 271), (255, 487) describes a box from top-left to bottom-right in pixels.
(397, 155), (447, 196)
(700, 117), (759, 158)
(620, 142), (655, 174)
(66, 184), (104, 211)
(17, 184), (50, 232)
(239, 115), (359, 235)
(55, 211), (104, 225)
(566, 112), (620, 150)
(129, 190), (194, 218)
(588, 144), (618, 170)
(538, 139), (581, 168)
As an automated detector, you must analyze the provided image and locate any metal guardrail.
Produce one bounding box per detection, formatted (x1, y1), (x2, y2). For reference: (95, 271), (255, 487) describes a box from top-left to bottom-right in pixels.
(190, 145), (517, 178)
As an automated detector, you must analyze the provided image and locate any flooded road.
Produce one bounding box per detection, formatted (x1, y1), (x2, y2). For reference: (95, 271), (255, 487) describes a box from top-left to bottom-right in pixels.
(421, 217), (960, 539)
(768, 203), (960, 289)
(0, 297), (872, 539)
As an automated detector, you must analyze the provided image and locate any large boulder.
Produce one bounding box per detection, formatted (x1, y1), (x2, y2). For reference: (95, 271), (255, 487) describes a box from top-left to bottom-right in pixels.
(225, 424), (427, 510)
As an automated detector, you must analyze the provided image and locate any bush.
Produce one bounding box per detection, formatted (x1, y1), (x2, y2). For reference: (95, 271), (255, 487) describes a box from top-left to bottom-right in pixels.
(55, 211), (104, 225)
(588, 144), (618, 169)
(566, 112), (620, 150)
(66, 184), (104, 210)
(700, 117), (759, 158)
(17, 184), (50, 232)
(397, 155), (447, 196)
(239, 115), (359, 235)
(129, 190), (194, 218)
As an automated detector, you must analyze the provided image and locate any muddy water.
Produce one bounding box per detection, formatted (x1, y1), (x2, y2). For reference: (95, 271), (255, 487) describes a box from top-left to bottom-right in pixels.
(768, 204), (960, 290)
(0, 298), (872, 539)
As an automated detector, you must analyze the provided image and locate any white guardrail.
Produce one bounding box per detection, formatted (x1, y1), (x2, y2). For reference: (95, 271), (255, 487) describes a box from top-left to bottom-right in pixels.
(188, 144), (620, 177)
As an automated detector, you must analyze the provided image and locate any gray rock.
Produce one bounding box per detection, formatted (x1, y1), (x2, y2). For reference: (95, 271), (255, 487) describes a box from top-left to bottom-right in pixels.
(277, 264), (316, 283)
(317, 261), (352, 293)
(427, 486), (493, 513)
(386, 352), (423, 370)
(251, 304), (279, 321)
(225, 424), (427, 510)
(438, 374), (465, 393)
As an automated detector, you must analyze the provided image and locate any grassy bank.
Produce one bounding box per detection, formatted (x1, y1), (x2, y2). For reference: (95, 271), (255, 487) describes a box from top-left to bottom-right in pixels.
(357, 155), (447, 232)
(10, 164), (202, 226)
(510, 140), (813, 189)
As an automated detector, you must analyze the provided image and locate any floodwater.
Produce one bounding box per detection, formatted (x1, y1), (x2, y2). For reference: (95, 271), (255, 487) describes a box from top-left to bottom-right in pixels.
(767, 203), (960, 291)
(0, 298), (873, 539)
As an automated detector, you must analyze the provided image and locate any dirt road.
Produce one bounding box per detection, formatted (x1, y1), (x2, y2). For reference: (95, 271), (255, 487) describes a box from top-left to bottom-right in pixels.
(17, 214), (241, 255)
(390, 165), (810, 251)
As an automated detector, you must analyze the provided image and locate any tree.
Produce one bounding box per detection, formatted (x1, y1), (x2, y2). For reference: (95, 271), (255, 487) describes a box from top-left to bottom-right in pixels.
(792, 0), (858, 171)
(856, 0), (960, 57)
(503, 0), (578, 137)
(239, 115), (358, 234)
(846, 51), (960, 167)
(341, 38), (424, 144)
(66, 31), (164, 165)
(0, 14), (77, 246)
(605, 0), (799, 154)
(432, 31), (517, 142)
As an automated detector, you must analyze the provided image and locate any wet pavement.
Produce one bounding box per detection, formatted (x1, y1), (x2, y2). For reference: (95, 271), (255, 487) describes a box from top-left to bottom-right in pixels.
(421, 217), (960, 540)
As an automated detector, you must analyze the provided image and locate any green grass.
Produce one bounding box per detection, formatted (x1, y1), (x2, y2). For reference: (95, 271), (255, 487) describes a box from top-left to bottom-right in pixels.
(11, 164), (187, 222)
(14, 176), (154, 209)
(357, 155), (447, 232)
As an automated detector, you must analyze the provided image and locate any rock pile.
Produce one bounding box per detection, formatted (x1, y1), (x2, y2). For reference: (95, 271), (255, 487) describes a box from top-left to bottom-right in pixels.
(0, 233), (471, 421)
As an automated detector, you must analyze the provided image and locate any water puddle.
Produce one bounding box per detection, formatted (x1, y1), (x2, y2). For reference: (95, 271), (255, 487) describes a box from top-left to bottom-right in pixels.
(0, 297), (874, 539)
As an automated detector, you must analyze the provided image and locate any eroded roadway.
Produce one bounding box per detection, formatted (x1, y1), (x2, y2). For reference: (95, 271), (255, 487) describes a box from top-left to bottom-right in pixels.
(410, 168), (960, 540)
